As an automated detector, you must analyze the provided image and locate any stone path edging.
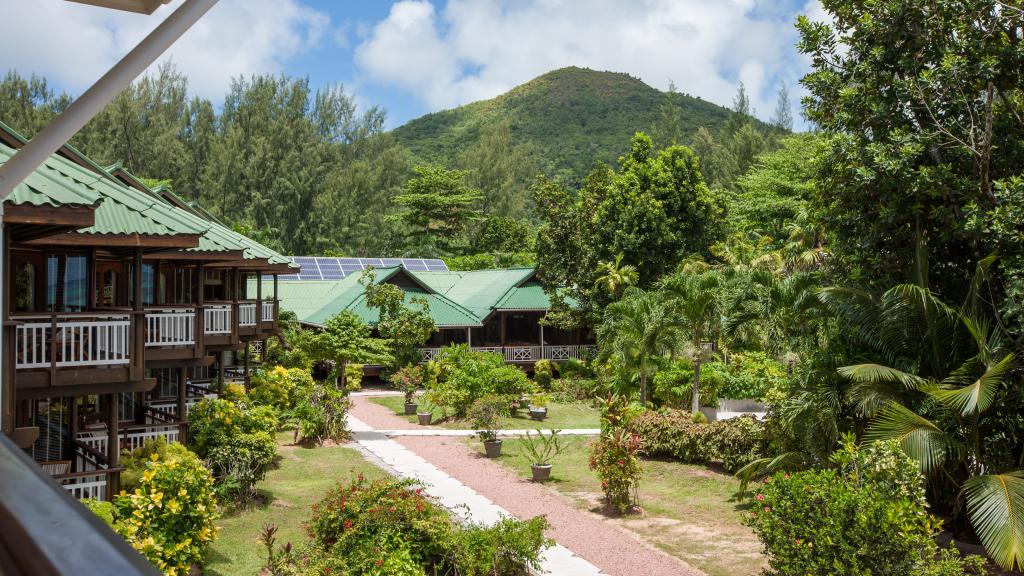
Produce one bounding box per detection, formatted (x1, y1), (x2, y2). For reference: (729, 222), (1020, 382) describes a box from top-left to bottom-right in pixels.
(374, 428), (601, 437)
(349, 414), (605, 576)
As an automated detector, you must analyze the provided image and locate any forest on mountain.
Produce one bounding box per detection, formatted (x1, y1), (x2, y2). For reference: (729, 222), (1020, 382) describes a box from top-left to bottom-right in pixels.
(0, 65), (789, 259)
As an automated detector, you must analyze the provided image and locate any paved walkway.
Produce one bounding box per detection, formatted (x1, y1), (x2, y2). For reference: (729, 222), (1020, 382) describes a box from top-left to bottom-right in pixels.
(349, 397), (700, 576)
(373, 427), (601, 437)
(349, 414), (604, 575)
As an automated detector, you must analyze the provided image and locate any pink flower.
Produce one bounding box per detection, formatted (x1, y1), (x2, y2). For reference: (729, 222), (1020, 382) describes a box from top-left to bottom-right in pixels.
(763, 506), (771, 513)
(795, 539), (803, 545)
(755, 494), (765, 502)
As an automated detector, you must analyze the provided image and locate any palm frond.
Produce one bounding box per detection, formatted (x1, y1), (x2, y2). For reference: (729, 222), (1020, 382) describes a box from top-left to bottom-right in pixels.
(937, 353), (1016, 416)
(735, 452), (805, 497)
(838, 363), (927, 390)
(865, 402), (954, 474)
(962, 471), (1024, 571)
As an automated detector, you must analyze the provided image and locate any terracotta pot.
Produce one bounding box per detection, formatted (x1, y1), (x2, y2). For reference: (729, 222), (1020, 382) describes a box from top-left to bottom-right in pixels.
(417, 412), (433, 426)
(404, 402), (418, 415)
(528, 407), (547, 421)
(531, 464), (552, 482)
(484, 439), (503, 458)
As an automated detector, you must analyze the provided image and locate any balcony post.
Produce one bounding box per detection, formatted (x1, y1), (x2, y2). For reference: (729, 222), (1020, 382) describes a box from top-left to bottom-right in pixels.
(131, 248), (143, 381)
(273, 274), (279, 329)
(216, 351), (225, 395)
(540, 321), (545, 360)
(176, 367), (186, 424)
(243, 342), (250, 390)
(106, 392), (120, 499)
(230, 268), (239, 345)
(256, 270), (263, 321)
(194, 262), (204, 357)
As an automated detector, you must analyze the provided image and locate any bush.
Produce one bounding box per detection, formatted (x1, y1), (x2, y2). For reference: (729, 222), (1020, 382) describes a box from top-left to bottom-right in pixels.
(589, 429), (643, 514)
(293, 383), (351, 444)
(469, 394), (510, 442)
(82, 498), (116, 528)
(427, 345), (535, 416)
(746, 440), (985, 576)
(307, 475), (550, 575)
(550, 377), (603, 403)
(626, 409), (766, 472)
(556, 358), (594, 378)
(120, 437), (197, 491)
(719, 351), (788, 400)
(250, 366), (316, 413)
(205, 431), (277, 504)
(533, 360), (553, 390)
(345, 363), (364, 392)
(112, 448), (218, 575)
(651, 359), (725, 408)
(189, 398), (278, 458)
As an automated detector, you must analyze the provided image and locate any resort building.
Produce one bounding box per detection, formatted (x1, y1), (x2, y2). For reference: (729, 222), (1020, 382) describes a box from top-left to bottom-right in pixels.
(270, 258), (596, 370)
(0, 120), (294, 501)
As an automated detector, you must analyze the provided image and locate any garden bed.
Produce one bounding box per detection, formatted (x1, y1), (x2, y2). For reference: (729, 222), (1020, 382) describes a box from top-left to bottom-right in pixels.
(370, 395), (600, 430)
(490, 435), (766, 576)
(204, 431), (386, 575)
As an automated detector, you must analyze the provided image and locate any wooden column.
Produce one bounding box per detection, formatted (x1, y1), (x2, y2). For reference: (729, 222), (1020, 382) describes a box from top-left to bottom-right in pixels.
(500, 312), (507, 346)
(87, 248), (97, 310)
(1, 225), (13, 434)
(68, 398), (78, 472)
(273, 274), (279, 329)
(256, 271), (262, 322)
(194, 263), (205, 357)
(131, 248), (144, 381)
(230, 268), (239, 345)
(176, 367), (187, 424)
(466, 327), (472, 347)
(216, 351), (225, 395)
(243, 342), (250, 390)
(106, 392), (120, 499)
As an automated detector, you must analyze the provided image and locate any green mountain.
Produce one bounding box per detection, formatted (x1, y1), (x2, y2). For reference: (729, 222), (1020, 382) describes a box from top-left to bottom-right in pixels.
(391, 66), (734, 184)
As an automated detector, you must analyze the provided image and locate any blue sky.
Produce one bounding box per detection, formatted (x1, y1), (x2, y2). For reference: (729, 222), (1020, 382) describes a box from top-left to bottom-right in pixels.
(0, 0), (822, 129)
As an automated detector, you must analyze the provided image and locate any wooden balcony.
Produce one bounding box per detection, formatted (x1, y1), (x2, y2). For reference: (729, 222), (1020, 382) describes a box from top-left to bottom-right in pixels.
(14, 313), (131, 370)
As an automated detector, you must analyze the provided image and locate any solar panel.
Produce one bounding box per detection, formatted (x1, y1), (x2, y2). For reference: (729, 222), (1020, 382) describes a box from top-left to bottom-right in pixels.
(275, 257), (450, 280)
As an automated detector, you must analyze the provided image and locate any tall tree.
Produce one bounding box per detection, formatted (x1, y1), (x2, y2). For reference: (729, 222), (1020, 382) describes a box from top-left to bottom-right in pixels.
(660, 270), (723, 413)
(456, 120), (536, 218)
(770, 82), (794, 131)
(650, 80), (684, 149)
(304, 311), (392, 389)
(391, 165), (483, 257)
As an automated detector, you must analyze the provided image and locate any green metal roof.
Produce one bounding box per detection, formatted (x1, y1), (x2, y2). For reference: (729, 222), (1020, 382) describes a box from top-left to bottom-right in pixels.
(0, 143), (103, 209)
(408, 268), (537, 321)
(268, 266), (566, 329)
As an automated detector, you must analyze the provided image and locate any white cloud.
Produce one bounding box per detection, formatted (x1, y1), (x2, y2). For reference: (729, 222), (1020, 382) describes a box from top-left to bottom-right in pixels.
(355, 0), (813, 125)
(0, 0), (329, 99)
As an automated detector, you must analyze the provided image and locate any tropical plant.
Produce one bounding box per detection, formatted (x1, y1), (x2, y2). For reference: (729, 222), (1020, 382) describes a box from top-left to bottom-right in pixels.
(832, 271), (1023, 569)
(390, 364), (424, 404)
(597, 286), (683, 406)
(362, 268), (436, 369)
(589, 429), (644, 514)
(659, 269), (723, 413)
(594, 253), (638, 299)
(293, 382), (352, 444)
(469, 394), (509, 443)
(520, 430), (563, 466)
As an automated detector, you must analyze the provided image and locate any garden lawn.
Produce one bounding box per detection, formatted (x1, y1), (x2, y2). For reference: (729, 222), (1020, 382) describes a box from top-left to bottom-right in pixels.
(370, 395), (600, 429)
(204, 431), (387, 576)
(489, 435), (766, 576)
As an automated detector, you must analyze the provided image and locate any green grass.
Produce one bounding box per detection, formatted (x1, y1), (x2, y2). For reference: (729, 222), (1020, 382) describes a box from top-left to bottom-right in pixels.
(486, 435), (766, 576)
(370, 396), (600, 430)
(204, 431), (386, 576)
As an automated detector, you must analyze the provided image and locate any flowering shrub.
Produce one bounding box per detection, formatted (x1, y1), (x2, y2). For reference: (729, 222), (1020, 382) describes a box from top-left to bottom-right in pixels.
(293, 382), (351, 444)
(306, 475), (550, 575)
(626, 409), (766, 472)
(249, 366), (295, 411)
(188, 398), (279, 458)
(389, 364), (424, 403)
(205, 431), (277, 504)
(345, 363), (364, 392)
(121, 437), (197, 491)
(746, 440), (985, 576)
(112, 449), (218, 575)
(589, 429), (643, 514)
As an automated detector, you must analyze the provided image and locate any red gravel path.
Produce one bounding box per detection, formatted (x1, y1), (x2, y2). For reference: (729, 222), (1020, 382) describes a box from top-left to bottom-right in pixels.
(350, 397), (701, 576)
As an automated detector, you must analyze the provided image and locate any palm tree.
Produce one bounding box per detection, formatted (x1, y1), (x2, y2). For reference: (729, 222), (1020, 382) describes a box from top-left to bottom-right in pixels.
(594, 253), (639, 299)
(597, 286), (682, 406)
(660, 270), (723, 413)
(727, 269), (820, 364)
(834, 280), (1023, 570)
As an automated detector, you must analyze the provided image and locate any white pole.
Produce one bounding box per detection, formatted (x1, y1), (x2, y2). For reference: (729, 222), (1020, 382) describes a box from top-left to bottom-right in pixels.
(0, 0), (219, 199)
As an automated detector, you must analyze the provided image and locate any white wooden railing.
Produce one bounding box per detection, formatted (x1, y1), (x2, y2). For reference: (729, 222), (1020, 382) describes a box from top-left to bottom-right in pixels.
(13, 314), (131, 369)
(419, 345), (597, 364)
(61, 474), (107, 500)
(238, 302), (257, 326)
(76, 424), (184, 454)
(145, 308), (195, 347)
(204, 304), (232, 334)
(148, 398), (202, 420)
(261, 300), (275, 322)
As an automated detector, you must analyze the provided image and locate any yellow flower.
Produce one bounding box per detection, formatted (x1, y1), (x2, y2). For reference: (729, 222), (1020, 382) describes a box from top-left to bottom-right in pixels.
(142, 469), (156, 483)
(166, 500), (180, 513)
(179, 488), (188, 497)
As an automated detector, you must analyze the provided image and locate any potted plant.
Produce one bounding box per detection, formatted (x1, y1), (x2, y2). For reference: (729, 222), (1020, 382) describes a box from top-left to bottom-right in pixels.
(520, 429), (563, 481)
(416, 396), (434, 426)
(469, 394), (507, 458)
(528, 393), (550, 421)
(389, 366), (422, 415)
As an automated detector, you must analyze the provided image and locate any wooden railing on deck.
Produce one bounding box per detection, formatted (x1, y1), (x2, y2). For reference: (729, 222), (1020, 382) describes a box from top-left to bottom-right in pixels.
(12, 313), (130, 369)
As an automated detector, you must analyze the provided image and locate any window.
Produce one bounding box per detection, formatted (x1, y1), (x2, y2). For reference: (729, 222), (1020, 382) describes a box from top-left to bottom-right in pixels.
(46, 255), (87, 312)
